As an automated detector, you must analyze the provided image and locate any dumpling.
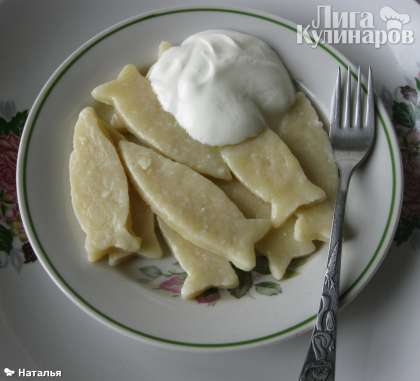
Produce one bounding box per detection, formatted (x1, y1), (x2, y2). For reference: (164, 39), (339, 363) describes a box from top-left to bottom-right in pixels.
(221, 128), (325, 227)
(120, 141), (271, 271)
(69, 107), (141, 262)
(91, 65), (231, 180)
(257, 217), (315, 280)
(129, 190), (163, 259)
(214, 179), (271, 219)
(158, 218), (238, 299)
(276, 92), (337, 199)
(294, 203), (332, 243)
(110, 112), (126, 130)
(108, 190), (162, 265)
(276, 93), (338, 242)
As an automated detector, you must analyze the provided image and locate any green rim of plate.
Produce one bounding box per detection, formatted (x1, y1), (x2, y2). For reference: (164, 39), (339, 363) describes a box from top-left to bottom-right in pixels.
(20, 7), (399, 349)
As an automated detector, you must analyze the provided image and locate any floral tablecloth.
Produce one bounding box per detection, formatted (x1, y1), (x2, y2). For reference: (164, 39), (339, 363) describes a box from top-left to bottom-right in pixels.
(0, 102), (35, 270)
(385, 72), (420, 243)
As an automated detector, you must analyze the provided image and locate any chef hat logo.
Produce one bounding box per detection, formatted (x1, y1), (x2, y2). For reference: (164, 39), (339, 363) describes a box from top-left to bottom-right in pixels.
(4, 368), (15, 376)
(380, 7), (410, 30)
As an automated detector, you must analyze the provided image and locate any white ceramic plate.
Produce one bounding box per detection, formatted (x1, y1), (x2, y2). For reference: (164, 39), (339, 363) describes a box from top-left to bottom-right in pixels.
(16, 6), (402, 351)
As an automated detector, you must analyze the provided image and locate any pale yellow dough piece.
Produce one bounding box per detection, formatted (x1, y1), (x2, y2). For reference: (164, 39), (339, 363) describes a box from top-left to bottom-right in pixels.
(69, 107), (141, 262)
(110, 112), (126, 130)
(276, 92), (338, 199)
(92, 65), (231, 180)
(97, 127), (137, 266)
(257, 217), (316, 280)
(214, 179), (271, 219)
(295, 203), (332, 243)
(106, 125), (162, 262)
(100, 127), (163, 264)
(108, 249), (134, 266)
(294, 204), (333, 243)
(158, 218), (238, 299)
(276, 93), (338, 242)
(120, 141), (271, 271)
(130, 190), (163, 259)
(221, 129), (326, 227)
(108, 191), (163, 265)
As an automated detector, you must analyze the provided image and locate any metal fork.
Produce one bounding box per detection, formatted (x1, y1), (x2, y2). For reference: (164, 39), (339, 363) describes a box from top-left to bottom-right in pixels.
(299, 66), (375, 381)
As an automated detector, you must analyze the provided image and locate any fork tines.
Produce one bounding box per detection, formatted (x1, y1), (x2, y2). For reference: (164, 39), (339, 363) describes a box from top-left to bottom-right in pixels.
(330, 65), (374, 132)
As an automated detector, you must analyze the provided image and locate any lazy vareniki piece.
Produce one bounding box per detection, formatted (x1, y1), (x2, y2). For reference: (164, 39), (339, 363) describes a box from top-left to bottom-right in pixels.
(91, 64), (231, 180)
(276, 93), (338, 242)
(69, 107), (141, 261)
(108, 190), (163, 266)
(120, 141), (271, 271)
(257, 217), (316, 279)
(158, 218), (239, 299)
(221, 128), (326, 227)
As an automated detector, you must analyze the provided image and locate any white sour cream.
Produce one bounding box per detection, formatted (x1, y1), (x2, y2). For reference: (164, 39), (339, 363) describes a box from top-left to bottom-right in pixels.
(148, 30), (295, 146)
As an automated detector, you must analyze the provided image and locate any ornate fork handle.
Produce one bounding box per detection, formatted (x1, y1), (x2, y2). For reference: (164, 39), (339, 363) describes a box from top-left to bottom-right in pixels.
(299, 65), (375, 381)
(299, 168), (351, 381)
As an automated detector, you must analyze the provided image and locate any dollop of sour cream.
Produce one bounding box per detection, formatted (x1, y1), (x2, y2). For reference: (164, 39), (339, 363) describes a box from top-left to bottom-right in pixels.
(148, 30), (296, 146)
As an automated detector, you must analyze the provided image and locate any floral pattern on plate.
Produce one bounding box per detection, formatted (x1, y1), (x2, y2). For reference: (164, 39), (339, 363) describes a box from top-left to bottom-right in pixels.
(135, 255), (297, 305)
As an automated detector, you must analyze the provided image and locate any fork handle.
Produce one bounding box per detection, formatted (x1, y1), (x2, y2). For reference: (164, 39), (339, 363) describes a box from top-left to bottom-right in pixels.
(299, 169), (351, 381)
